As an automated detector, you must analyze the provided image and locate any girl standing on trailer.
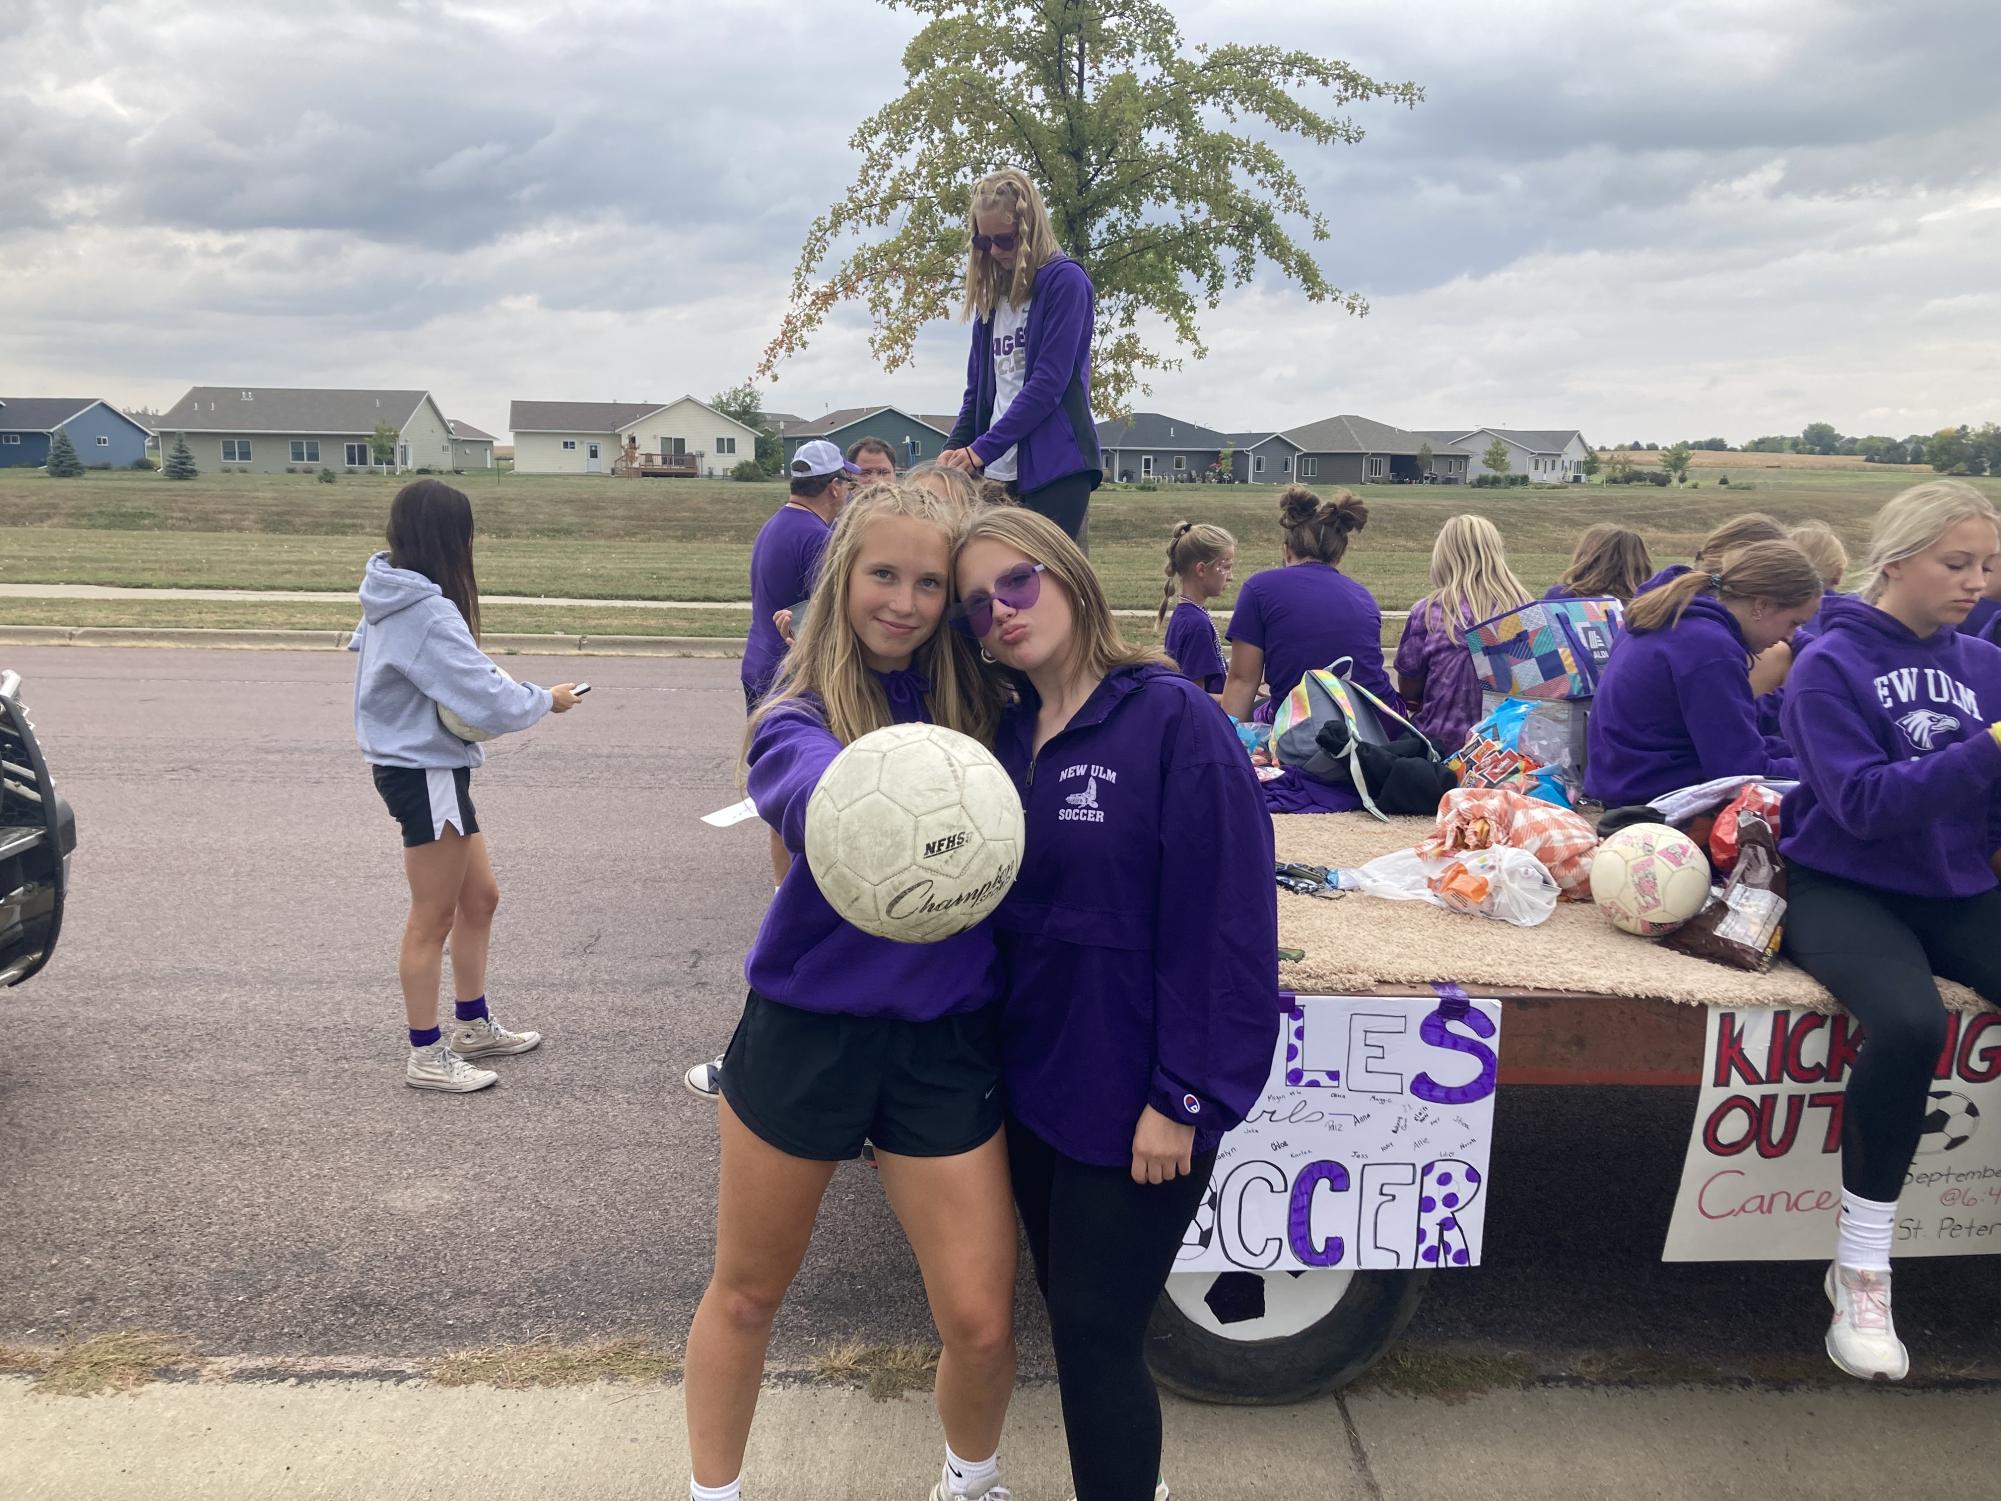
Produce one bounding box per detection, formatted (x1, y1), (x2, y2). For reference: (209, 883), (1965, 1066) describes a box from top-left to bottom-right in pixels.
(352, 479), (585, 1093)
(1583, 541), (1822, 807)
(1395, 514), (1533, 752)
(1156, 521), (1235, 702)
(955, 507), (1277, 1501)
(1544, 524), (1653, 604)
(1776, 480), (2001, 1381)
(683, 484), (1018, 1501)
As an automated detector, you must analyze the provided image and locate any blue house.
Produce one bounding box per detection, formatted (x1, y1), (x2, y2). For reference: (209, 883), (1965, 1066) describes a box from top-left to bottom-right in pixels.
(0, 398), (154, 469)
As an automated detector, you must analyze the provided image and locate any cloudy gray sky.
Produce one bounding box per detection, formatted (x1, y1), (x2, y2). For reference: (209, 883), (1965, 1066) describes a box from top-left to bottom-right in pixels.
(4, 0), (1999, 443)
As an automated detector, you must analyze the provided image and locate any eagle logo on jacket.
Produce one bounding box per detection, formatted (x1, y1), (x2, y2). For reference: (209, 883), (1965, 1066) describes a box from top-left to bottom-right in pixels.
(1895, 708), (1960, 751)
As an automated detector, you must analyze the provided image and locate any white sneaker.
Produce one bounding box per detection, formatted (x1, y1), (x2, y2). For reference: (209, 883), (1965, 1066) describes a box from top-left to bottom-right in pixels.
(1824, 1262), (1909, 1382)
(684, 1056), (724, 1100)
(928, 1465), (1012, 1501)
(406, 1042), (498, 1093)
(448, 1013), (541, 1058)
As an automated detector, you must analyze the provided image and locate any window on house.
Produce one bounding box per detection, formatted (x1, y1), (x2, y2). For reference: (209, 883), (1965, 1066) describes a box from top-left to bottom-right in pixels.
(909, 440), (923, 457)
(291, 440), (320, 463)
(96, 435), (111, 446)
(562, 440), (577, 450)
(1300, 457), (1318, 478)
(223, 439), (251, 462)
(717, 436), (736, 455)
(1283, 455), (1293, 472)
(345, 442), (369, 466)
(1, 434), (19, 445)
(240, 391), (254, 400)
(1173, 455), (1186, 471)
(1253, 454), (1265, 474)
(1367, 456), (1385, 477)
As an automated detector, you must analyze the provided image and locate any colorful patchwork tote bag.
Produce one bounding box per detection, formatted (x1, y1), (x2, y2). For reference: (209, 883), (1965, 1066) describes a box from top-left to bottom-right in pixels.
(1465, 596), (1625, 701)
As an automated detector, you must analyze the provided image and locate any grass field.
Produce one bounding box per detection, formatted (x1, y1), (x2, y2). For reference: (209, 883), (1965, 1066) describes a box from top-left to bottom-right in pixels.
(3, 466), (1995, 635)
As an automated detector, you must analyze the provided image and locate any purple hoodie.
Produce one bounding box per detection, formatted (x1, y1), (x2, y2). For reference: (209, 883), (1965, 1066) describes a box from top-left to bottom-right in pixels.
(742, 503), (832, 701)
(948, 253), (1102, 495)
(1226, 561), (1402, 714)
(1962, 596), (2001, 640)
(992, 664), (1279, 1167)
(1780, 596), (2001, 898)
(1637, 563), (1691, 596)
(1584, 595), (1798, 806)
(1164, 598), (1227, 693)
(742, 670), (1002, 1019)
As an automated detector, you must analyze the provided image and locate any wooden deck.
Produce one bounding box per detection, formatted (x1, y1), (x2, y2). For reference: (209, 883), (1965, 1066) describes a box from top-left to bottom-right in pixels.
(613, 449), (704, 478)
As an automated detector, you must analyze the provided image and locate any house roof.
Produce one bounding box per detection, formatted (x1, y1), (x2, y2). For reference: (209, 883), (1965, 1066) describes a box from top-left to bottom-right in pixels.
(161, 387), (433, 435)
(1278, 413), (1447, 457)
(1095, 411), (1232, 451)
(916, 414), (960, 436)
(1415, 429), (1479, 448)
(1465, 427), (1587, 455)
(0, 397), (148, 433)
(446, 419), (495, 443)
(509, 399), (668, 433)
(761, 411), (807, 431)
(782, 405), (954, 441)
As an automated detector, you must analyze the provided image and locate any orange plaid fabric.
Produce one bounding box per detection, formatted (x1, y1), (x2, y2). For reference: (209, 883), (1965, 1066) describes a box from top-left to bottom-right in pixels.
(1416, 787), (1597, 899)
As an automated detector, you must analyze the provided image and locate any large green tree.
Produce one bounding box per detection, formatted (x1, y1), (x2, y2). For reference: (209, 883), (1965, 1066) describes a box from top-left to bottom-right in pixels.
(45, 427), (84, 477)
(758, 0), (1422, 415)
(1481, 436), (1511, 477)
(1662, 441), (1693, 484)
(711, 382), (785, 475)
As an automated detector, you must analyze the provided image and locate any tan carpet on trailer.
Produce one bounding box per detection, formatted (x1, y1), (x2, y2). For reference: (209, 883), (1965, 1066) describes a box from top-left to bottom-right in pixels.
(1272, 814), (1993, 1014)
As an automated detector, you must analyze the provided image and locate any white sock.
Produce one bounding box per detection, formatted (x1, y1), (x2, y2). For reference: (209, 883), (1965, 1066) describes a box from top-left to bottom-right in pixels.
(1835, 1189), (1896, 1273)
(690, 1477), (741, 1501)
(945, 1442), (1000, 1497)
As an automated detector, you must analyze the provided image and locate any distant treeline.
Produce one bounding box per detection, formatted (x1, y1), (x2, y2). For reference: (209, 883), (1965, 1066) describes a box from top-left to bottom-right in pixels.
(1609, 423), (2001, 474)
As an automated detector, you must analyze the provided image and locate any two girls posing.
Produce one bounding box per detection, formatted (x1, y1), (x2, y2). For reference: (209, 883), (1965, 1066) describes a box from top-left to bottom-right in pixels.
(682, 484), (1278, 1501)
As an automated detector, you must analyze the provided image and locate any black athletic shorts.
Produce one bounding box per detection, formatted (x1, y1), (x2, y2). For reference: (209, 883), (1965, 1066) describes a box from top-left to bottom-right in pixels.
(371, 764), (478, 848)
(720, 990), (1003, 1161)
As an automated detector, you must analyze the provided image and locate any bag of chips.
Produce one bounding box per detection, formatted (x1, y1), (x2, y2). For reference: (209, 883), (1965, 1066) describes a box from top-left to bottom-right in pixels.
(1449, 698), (1574, 808)
(1710, 782), (1785, 876)
(1417, 786), (1597, 899)
(1665, 813), (1787, 972)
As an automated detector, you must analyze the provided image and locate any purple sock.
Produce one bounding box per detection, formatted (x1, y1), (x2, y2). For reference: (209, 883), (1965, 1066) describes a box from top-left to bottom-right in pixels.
(409, 1025), (442, 1049)
(454, 996), (488, 1023)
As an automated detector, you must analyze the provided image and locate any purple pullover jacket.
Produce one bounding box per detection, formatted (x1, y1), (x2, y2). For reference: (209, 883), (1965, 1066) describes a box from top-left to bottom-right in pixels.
(1780, 595), (2001, 898)
(991, 664), (1279, 1167)
(1584, 595), (1798, 806)
(742, 670), (1002, 1019)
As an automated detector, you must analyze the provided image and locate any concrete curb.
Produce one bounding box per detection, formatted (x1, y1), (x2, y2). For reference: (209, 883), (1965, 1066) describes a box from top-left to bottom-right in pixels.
(0, 626), (743, 657)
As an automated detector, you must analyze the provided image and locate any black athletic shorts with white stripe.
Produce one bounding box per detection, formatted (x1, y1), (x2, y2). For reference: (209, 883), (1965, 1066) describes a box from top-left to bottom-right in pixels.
(371, 764), (479, 848)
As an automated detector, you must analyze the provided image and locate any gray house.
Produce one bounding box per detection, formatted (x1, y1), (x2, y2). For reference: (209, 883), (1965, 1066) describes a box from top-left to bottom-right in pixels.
(1229, 430), (1302, 485)
(156, 386), (455, 474)
(1096, 412), (1231, 483)
(0, 398), (153, 469)
(1234, 414), (1465, 485)
(446, 419), (496, 471)
(780, 406), (954, 469)
(1415, 433), (1477, 484)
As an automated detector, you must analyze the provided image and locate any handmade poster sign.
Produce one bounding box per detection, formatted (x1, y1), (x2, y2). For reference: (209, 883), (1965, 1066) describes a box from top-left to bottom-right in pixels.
(1176, 991), (1502, 1274)
(1666, 1007), (2001, 1261)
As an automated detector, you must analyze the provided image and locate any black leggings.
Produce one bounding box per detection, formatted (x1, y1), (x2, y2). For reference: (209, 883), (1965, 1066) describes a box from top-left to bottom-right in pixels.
(1012, 472), (1093, 546)
(1781, 863), (2001, 1201)
(1007, 1117), (1213, 1501)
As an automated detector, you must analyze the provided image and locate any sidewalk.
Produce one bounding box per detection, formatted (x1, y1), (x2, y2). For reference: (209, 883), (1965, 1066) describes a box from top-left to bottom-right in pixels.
(5, 1375), (1990, 1500)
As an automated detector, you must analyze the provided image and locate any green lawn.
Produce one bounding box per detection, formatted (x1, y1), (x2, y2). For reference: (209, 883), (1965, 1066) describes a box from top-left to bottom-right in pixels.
(3, 465), (1993, 618)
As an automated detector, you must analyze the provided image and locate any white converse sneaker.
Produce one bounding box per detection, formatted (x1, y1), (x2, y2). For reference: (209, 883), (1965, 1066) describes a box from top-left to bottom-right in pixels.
(406, 1042), (498, 1093)
(684, 1056), (724, 1099)
(448, 1013), (541, 1058)
(928, 1465), (1011, 1501)
(1825, 1262), (1909, 1382)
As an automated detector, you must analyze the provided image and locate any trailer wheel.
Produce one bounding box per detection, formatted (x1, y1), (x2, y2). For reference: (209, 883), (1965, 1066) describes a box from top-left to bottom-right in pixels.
(1146, 1267), (1430, 1405)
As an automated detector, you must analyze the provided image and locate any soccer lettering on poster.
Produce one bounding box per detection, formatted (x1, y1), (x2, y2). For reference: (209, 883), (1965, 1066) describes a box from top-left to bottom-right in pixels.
(1177, 992), (1501, 1274)
(1666, 1007), (2001, 1261)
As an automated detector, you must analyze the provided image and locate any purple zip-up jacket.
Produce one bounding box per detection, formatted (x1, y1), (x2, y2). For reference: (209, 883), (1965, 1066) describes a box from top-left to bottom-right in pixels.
(742, 670), (1002, 1020)
(1584, 595), (1797, 806)
(947, 253), (1102, 495)
(1780, 595), (2001, 898)
(992, 664), (1279, 1167)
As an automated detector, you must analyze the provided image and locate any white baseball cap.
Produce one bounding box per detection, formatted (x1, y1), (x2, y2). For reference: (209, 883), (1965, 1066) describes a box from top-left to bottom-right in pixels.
(789, 439), (862, 479)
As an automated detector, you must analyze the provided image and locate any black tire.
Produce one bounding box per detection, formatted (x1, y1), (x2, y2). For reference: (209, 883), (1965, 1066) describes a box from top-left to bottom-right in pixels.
(1146, 1268), (1430, 1405)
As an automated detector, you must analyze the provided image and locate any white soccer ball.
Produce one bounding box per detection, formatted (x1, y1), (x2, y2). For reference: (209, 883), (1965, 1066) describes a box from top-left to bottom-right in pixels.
(805, 723), (1024, 943)
(1589, 823), (1711, 936)
(438, 704), (496, 742)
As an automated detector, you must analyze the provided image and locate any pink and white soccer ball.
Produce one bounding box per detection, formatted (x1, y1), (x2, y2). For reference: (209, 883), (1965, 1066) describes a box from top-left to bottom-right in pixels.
(1588, 824), (1711, 936)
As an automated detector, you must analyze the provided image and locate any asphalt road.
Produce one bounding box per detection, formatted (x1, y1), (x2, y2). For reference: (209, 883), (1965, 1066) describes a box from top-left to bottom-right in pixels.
(2, 646), (1995, 1379)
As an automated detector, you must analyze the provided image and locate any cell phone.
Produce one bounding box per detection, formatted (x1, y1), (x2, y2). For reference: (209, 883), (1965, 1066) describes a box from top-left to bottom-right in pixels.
(573, 683), (592, 696)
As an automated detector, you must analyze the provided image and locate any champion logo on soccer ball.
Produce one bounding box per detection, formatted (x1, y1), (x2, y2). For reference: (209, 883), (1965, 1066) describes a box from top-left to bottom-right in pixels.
(1182, 1093), (1201, 1115)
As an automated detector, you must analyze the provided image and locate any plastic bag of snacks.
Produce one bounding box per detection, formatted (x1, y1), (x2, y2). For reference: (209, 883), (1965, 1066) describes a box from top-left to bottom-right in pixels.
(1665, 813), (1788, 971)
(1417, 786), (1597, 899)
(1344, 846), (1558, 928)
(1709, 782), (1784, 877)
(1448, 698), (1574, 808)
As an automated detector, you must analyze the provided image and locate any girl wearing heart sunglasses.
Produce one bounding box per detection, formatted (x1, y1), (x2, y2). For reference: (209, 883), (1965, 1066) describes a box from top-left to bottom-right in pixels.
(684, 484), (1019, 1501)
(940, 168), (1102, 547)
(954, 507), (1278, 1501)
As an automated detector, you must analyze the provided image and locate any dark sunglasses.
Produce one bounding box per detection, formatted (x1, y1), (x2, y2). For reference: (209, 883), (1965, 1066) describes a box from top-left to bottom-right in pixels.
(972, 232), (1019, 254)
(953, 562), (1044, 638)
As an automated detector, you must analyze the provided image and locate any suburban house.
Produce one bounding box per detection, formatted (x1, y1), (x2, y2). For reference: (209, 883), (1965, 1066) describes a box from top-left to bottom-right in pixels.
(1096, 412), (1231, 483)
(1231, 414), (1464, 485)
(447, 419), (496, 471)
(778, 406), (955, 469)
(508, 396), (759, 477)
(1434, 427), (1594, 483)
(0, 397), (153, 469)
(154, 387), (454, 474)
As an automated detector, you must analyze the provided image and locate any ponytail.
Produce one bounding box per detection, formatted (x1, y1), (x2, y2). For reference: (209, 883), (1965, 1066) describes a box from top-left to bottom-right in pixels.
(1624, 540), (1822, 635)
(1158, 519), (1236, 626)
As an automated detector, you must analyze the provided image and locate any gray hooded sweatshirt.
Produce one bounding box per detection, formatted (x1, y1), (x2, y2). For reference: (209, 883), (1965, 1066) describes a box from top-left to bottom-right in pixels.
(351, 552), (552, 769)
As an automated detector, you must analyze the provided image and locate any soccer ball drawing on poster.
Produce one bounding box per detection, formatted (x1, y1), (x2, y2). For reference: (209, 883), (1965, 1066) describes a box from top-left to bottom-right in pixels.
(804, 723), (1024, 943)
(1917, 1090), (1982, 1155)
(1588, 823), (1711, 936)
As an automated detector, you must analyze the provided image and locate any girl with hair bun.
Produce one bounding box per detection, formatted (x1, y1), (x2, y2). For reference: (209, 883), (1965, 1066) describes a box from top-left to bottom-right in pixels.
(1583, 540), (1823, 806)
(1776, 479), (2001, 1383)
(1157, 521), (1235, 701)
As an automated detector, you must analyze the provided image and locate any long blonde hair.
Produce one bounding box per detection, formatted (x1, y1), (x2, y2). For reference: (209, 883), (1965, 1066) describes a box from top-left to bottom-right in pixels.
(955, 506), (1165, 686)
(1423, 514), (1532, 641)
(1626, 540), (1822, 635)
(901, 460), (981, 511)
(1858, 480), (1999, 604)
(963, 167), (1059, 322)
(751, 483), (1004, 750)
(1158, 521), (1235, 626)
(1787, 520), (1851, 589)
